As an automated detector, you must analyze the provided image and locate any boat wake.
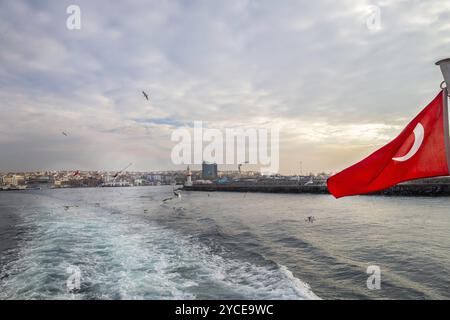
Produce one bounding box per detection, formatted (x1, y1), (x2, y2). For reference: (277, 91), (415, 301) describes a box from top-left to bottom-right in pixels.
(0, 194), (319, 300)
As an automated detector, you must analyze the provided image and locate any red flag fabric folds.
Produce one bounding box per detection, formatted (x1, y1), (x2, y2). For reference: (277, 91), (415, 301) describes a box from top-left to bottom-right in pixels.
(327, 91), (450, 198)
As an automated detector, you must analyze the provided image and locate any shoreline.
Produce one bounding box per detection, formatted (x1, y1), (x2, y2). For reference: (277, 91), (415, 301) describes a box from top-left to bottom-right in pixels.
(3, 183), (450, 196)
(0, 185), (173, 192)
(183, 183), (450, 196)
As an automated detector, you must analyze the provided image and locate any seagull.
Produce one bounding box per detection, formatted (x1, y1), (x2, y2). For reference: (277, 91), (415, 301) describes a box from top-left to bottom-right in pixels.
(142, 91), (149, 100)
(63, 205), (79, 211)
(113, 163), (132, 179)
(304, 177), (314, 185)
(305, 216), (316, 223)
(62, 132), (68, 136)
(163, 188), (181, 203)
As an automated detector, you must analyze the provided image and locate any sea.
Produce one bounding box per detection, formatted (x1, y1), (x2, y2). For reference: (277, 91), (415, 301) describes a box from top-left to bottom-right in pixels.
(0, 186), (449, 300)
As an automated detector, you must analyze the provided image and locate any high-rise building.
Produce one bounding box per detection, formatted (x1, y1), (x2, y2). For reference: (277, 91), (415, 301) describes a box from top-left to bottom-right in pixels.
(202, 161), (218, 179)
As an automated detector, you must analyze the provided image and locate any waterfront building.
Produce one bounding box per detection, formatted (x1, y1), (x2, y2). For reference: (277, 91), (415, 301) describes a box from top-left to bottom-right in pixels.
(202, 162), (218, 179)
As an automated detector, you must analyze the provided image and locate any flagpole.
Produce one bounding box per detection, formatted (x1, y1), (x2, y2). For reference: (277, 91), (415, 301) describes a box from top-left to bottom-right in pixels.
(436, 58), (450, 173)
(443, 87), (450, 174)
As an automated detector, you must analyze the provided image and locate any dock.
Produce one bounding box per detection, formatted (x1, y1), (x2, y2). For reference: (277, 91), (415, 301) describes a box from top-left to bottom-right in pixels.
(183, 181), (450, 196)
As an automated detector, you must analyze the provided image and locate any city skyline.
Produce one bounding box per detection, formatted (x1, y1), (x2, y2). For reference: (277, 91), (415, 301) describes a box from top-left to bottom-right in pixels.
(1, 1), (450, 174)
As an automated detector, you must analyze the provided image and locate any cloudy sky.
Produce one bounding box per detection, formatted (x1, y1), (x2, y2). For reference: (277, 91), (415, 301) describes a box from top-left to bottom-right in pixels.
(1, 0), (450, 174)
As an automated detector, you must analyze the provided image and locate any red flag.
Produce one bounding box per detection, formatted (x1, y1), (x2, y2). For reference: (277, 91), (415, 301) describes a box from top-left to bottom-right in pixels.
(327, 90), (450, 198)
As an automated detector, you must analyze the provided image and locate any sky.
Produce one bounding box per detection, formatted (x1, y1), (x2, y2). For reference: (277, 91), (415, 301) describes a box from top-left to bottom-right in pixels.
(1, 0), (450, 174)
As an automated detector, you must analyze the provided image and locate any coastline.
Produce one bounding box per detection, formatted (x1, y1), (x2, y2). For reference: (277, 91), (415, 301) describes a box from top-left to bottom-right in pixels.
(3, 182), (450, 196)
(183, 182), (450, 196)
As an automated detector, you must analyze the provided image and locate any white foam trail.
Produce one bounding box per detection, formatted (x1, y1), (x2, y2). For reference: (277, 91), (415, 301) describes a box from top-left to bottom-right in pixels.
(0, 194), (319, 300)
(278, 264), (321, 300)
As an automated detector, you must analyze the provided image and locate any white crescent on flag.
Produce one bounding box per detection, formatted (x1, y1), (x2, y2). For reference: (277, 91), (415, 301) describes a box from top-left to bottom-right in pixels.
(392, 123), (424, 162)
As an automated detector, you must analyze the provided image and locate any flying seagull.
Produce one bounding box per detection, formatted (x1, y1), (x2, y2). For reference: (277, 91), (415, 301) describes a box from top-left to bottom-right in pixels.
(113, 163), (133, 179)
(304, 176), (314, 185)
(142, 91), (149, 100)
(63, 205), (79, 211)
(62, 132), (68, 136)
(305, 216), (316, 223)
(163, 187), (182, 203)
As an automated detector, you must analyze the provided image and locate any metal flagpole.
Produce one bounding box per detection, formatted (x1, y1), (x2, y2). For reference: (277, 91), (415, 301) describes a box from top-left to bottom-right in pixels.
(443, 86), (450, 174)
(435, 58), (450, 173)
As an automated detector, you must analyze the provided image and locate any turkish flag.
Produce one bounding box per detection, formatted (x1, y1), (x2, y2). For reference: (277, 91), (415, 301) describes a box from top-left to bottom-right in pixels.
(327, 90), (450, 198)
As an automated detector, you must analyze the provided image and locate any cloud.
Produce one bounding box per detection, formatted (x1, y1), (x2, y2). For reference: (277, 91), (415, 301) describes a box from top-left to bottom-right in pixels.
(1, 0), (450, 173)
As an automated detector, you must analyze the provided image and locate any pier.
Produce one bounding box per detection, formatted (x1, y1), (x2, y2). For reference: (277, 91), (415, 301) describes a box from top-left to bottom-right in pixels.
(183, 179), (450, 196)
